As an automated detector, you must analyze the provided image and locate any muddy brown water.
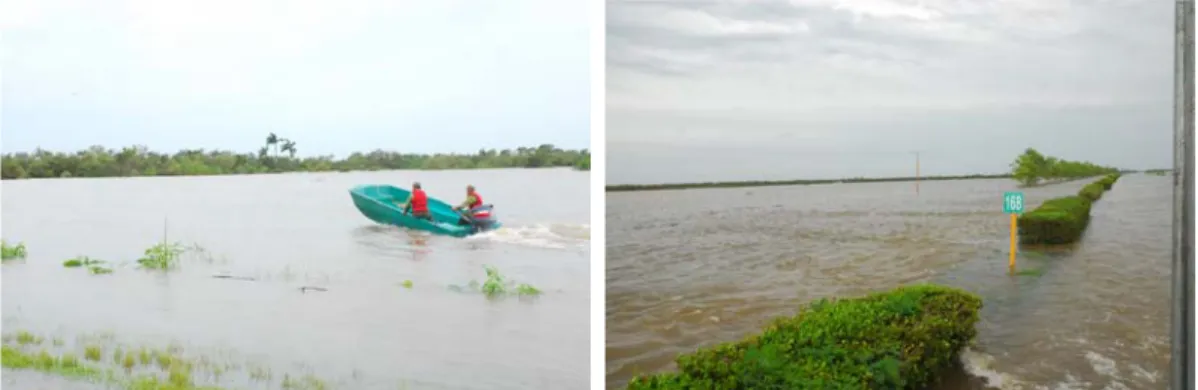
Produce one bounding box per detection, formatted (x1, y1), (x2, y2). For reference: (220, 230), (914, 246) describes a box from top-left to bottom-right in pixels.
(606, 175), (1171, 390)
(1, 168), (590, 390)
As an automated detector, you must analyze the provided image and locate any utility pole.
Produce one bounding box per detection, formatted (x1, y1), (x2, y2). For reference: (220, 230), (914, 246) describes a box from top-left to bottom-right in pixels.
(914, 151), (921, 195)
(1170, 0), (1194, 389)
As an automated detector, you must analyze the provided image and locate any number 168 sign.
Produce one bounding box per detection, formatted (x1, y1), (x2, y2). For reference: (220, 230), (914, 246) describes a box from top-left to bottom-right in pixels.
(1003, 192), (1024, 214)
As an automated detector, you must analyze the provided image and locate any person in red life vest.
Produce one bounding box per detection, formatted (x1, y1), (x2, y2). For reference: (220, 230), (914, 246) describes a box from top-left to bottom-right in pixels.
(397, 182), (433, 221)
(453, 184), (491, 225)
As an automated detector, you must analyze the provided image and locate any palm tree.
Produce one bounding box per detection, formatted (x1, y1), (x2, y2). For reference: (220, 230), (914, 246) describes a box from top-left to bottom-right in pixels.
(265, 133), (279, 158)
(281, 140), (297, 158)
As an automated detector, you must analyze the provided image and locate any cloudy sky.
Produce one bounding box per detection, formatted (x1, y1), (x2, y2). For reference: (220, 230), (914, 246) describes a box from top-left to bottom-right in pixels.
(608, 0), (1173, 184)
(2, 0), (589, 157)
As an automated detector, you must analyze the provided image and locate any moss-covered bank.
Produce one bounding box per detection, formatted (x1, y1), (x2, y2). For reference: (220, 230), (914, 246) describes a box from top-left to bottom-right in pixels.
(1018, 174), (1121, 245)
(626, 284), (983, 389)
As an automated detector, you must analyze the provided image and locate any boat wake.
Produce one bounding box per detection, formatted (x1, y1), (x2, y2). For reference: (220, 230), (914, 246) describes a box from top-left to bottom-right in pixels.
(464, 223), (590, 250)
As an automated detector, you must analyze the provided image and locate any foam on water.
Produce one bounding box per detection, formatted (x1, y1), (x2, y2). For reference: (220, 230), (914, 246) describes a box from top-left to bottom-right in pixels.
(466, 223), (590, 250)
(959, 348), (1028, 390)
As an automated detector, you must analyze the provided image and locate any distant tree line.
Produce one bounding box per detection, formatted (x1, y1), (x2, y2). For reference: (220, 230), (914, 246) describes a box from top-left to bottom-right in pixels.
(1, 133), (590, 179)
(1010, 148), (1119, 186)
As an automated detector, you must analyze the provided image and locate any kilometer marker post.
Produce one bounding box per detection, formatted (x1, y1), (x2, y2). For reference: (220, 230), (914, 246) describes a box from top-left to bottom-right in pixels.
(1003, 192), (1024, 274)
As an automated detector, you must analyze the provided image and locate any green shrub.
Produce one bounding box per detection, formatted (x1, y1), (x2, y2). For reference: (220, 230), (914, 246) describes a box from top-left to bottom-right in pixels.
(627, 284), (983, 390)
(1018, 196), (1093, 245)
(1021, 174), (1123, 245)
(1, 240), (27, 261)
(1078, 183), (1105, 201)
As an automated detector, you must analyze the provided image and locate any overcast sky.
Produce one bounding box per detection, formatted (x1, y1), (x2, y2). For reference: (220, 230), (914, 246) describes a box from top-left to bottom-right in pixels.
(608, 0), (1173, 184)
(2, 0), (589, 157)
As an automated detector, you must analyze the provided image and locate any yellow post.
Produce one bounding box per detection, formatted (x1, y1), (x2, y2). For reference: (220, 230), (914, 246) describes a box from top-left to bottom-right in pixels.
(1009, 213), (1017, 273)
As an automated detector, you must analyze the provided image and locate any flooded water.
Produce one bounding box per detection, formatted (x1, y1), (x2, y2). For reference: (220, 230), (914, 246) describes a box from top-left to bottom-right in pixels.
(1, 168), (591, 390)
(605, 175), (1171, 390)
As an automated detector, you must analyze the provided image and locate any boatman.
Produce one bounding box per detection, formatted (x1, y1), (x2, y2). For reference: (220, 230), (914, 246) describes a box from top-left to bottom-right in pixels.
(453, 185), (491, 225)
(398, 182), (432, 221)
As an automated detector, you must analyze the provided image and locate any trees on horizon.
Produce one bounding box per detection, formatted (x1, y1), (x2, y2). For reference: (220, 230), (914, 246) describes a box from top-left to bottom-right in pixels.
(1, 134), (590, 179)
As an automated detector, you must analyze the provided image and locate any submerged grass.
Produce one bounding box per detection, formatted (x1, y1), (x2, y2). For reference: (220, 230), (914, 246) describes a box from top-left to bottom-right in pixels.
(138, 242), (187, 270)
(64, 256), (104, 268)
(2, 345), (106, 381)
(2, 239), (28, 260)
(3, 330), (340, 390)
(85, 345), (103, 361)
(1015, 268), (1045, 277)
(16, 331), (43, 345)
(472, 265), (542, 298)
(63, 256), (115, 275)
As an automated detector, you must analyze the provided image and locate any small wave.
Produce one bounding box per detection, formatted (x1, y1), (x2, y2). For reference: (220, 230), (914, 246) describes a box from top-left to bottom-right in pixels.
(467, 223), (590, 250)
(959, 348), (1028, 389)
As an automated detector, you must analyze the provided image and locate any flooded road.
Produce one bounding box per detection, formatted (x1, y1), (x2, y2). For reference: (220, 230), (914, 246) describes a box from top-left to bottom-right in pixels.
(1, 168), (591, 389)
(606, 175), (1171, 390)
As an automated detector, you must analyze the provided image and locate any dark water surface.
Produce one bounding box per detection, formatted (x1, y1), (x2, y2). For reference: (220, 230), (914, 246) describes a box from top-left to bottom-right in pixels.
(606, 175), (1170, 390)
(2, 168), (590, 389)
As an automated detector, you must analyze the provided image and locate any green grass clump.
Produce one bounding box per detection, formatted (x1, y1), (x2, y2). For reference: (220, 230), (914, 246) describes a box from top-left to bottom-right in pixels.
(478, 265), (543, 297)
(627, 284), (983, 389)
(138, 242), (187, 270)
(64, 256), (104, 267)
(15, 331), (43, 345)
(281, 374), (329, 390)
(2, 240), (28, 260)
(84, 345), (103, 361)
(1018, 196), (1093, 245)
(62, 257), (114, 275)
(1, 345), (104, 380)
(1078, 182), (1105, 201)
(1020, 174), (1121, 245)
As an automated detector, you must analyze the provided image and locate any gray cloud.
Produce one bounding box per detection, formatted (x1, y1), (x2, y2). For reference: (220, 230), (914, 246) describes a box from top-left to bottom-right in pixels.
(607, 0), (1174, 183)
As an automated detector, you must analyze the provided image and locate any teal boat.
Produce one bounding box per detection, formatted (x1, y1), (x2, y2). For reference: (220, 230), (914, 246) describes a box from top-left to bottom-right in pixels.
(348, 185), (502, 237)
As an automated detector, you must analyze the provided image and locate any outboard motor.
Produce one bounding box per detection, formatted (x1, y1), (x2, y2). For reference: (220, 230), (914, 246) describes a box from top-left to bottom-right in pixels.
(464, 204), (497, 233)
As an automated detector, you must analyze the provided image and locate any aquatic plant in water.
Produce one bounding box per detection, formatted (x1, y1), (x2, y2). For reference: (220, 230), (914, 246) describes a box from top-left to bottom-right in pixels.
(2, 240), (28, 260)
(138, 242), (187, 270)
(62, 256), (114, 275)
(467, 265), (543, 298)
(63, 256), (103, 267)
(3, 330), (333, 390)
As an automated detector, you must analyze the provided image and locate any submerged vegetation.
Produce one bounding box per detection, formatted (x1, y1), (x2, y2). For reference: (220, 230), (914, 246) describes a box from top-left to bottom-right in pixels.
(2, 240), (28, 260)
(137, 242), (188, 270)
(1009, 148), (1120, 186)
(63, 256), (114, 275)
(448, 266), (543, 297)
(1, 135), (590, 179)
(1018, 174), (1121, 245)
(480, 265), (543, 297)
(2, 330), (331, 390)
(626, 284), (983, 389)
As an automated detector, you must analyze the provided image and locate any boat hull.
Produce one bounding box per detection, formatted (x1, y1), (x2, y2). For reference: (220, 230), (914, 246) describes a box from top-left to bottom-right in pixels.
(348, 185), (502, 237)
